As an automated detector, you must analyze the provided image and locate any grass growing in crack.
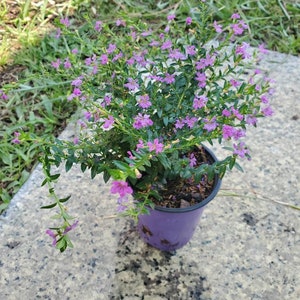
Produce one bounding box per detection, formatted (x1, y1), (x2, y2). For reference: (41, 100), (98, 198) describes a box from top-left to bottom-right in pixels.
(0, 0), (299, 212)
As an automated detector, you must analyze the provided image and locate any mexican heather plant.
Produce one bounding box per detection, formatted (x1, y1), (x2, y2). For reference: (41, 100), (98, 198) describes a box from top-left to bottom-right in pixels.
(12, 3), (273, 251)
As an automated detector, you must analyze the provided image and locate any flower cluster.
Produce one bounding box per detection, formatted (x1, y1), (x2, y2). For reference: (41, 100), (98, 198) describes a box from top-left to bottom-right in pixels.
(11, 3), (274, 251)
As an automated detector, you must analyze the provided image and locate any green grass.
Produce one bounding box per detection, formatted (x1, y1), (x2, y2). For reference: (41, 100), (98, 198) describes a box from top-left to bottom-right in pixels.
(0, 0), (299, 212)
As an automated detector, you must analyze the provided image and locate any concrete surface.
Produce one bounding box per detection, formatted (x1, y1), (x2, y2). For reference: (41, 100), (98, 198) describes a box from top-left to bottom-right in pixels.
(0, 50), (299, 300)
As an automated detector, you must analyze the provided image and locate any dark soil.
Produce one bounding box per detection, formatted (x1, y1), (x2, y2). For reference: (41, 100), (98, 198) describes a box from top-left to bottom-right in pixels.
(149, 146), (216, 209)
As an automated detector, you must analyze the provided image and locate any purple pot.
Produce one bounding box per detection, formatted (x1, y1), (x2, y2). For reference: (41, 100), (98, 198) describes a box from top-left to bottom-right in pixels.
(137, 146), (221, 251)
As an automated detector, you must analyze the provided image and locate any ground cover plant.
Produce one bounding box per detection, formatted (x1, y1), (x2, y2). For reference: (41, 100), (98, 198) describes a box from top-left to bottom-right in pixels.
(0, 0), (299, 212)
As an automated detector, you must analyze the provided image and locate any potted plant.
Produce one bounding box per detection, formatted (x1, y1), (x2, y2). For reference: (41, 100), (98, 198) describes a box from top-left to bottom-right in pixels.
(12, 2), (273, 252)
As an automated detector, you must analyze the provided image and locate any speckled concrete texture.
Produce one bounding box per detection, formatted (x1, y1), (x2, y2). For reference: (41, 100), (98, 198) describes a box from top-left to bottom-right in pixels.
(0, 51), (299, 300)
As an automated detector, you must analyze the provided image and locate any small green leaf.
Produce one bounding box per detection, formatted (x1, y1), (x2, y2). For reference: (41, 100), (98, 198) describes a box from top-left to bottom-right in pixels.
(41, 202), (57, 209)
(59, 195), (71, 203)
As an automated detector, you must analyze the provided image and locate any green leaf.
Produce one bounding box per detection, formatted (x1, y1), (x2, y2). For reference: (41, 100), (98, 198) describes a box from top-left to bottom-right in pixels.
(59, 195), (71, 203)
(41, 202), (57, 209)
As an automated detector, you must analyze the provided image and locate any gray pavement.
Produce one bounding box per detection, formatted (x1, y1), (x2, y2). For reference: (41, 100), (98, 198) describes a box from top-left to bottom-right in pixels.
(0, 50), (299, 300)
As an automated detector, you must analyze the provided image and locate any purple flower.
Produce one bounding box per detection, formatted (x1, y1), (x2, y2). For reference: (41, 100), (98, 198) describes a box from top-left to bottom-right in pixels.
(164, 73), (176, 84)
(213, 20), (222, 33)
(116, 19), (126, 27)
(107, 44), (117, 54)
(100, 54), (108, 65)
(231, 13), (241, 20)
(71, 76), (83, 87)
(230, 79), (241, 88)
(169, 49), (186, 60)
(262, 106), (274, 117)
(186, 45), (196, 56)
(233, 142), (249, 158)
(167, 14), (176, 21)
(260, 95), (269, 104)
(72, 48), (78, 54)
(258, 43), (268, 54)
(102, 115), (115, 130)
(222, 125), (235, 139)
(94, 21), (102, 32)
(175, 118), (185, 129)
(55, 28), (61, 39)
(51, 59), (61, 69)
(117, 196), (130, 212)
(231, 107), (243, 120)
(203, 117), (218, 132)
(136, 139), (145, 151)
(235, 42), (251, 59)
(124, 78), (139, 91)
(195, 72), (206, 88)
(0, 90), (8, 100)
(63, 220), (79, 235)
(184, 116), (198, 128)
(246, 114), (257, 125)
(111, 181), (133, 198)
(147, 138), (164, 154)
(133, 113), (153, 129)
(12, 131), (21, 144)
(64, 58), (72, 69)
(149, 40), (160, 47)
(193, 95), (208, 109)
(186, 17), (192, 26)
(138, 94), (151, 109)
(189, 153), (197, 167)
(60, 17), (70, 27)
(222, 109), (231, 117)
(161, 40), (172, 50)
(46, 229), (57, 246)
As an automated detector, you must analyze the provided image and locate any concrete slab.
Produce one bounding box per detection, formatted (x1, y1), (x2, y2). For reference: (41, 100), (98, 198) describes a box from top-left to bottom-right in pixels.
(0, 50), (299, 300)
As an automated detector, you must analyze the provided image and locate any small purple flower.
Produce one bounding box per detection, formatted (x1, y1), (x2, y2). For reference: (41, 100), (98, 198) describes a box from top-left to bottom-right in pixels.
(51, 59), (61, 69)
(116, 19), (126, 27)
(71, 48), (78, 54)
(229, 79), (241, 88)
(111, 181), (133, 198)
(231, 13), (241, 20)
(149, 40), (160, 47)
(231, 107), (243, 120)
(102, 115), (115, 130)
(161, 40), (172, 50)
(124, 78), (139, 91)
(167, 14), (176, 21)
(133, 113), (153, 129)
(71, 76), (83, 87)
(213, 20), (222, 33)
(60, 17), (70, 27)
(0, 90), (8, 100)
(189, 153), (197, 167)
(186, 45), (196, 56)
(64, 58), (72, 69)
(94, 21), (102, 32)
(258, 43), (268, 54)
(138, 94), (152, 109)
(246, 114), (257, 125)
(186, 17), (192, 26)
(46, 229), (57, 246)
(100, 54), (108, 65)
(195, 72), (206, 88)
(147, 138), (164, 154)
(233, 142), (249, 158)
(222, 109), (231, 117)
(262, 106), (274, 117)
(260, 95), (269, 104)
(235, 42), (251, 59)
(203, 117), (218, 132)
(117, 196), (130, 213)
(184, 116), (198, 128)
(222, 125), (235, 139)
(63, 220), (79, 235)
(175, 118), (185, 129)
(107, 44), (117, 54)
(164, 73), (176, 84)
(136, 139), (145, 151)
(12, 131), (21, 144)
(169, 49), (186, 60)
(193, 95), (208, 109)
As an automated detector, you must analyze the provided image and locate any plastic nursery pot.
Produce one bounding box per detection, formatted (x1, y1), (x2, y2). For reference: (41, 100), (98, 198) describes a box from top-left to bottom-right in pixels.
(137, 146), (221, 251)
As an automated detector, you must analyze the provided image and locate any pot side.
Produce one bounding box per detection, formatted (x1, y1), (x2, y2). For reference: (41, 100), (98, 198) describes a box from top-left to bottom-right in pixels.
(137, 146), (221, 251)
